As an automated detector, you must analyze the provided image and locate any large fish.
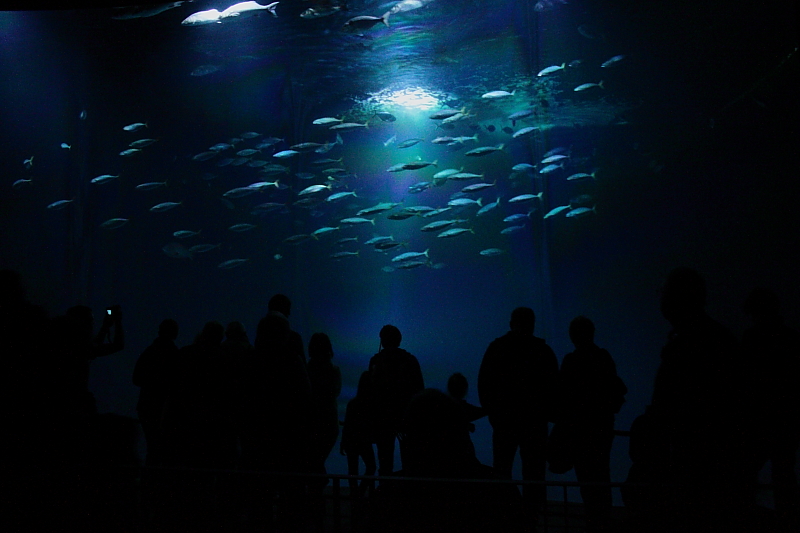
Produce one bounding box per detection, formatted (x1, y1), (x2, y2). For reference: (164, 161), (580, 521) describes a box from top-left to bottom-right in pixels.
(220, 2), (279, 21)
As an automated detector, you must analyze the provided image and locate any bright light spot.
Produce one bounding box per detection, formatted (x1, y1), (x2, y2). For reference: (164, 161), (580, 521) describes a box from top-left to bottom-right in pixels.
(369, 87), (442, 111)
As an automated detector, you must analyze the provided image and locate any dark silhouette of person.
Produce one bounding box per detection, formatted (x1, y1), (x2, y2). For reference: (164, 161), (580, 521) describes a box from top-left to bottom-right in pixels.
(447, 372), (487, 429)
(305, 332), (342, 532)
(628, 267), (752, 531)
(341, 371), (377, 498)
(478, 306), (558, 527)
(742, 288), (800, 525)
(161, 321), (233, 469)
(555, 316), (627, 531)
(368, 324), (424, 477)
(239, 312), (311, 531)
(307, 332), (342, 479)
(370, 389), (524, 533)
(132, 318), (180, 467)
(268, 293), (306, 365)
(52, 304), (125, 418)
(222, 320), (252, 353)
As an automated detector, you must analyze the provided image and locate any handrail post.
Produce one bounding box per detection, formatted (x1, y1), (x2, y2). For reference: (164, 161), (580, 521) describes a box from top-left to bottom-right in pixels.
(332, 476), (341, 533)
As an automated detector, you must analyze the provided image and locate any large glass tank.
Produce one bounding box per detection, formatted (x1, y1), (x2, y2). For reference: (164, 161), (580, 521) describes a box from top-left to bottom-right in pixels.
(1, 0), (797, 490)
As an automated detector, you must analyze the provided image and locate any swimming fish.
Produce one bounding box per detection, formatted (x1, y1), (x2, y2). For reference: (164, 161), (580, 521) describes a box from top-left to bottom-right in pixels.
(181, 8), (222, 25)
(537, 63), (565, 76)
(601, 55), (625, 67)
(574, 81), (604, 92)
(219, 2), (279, 21)
(150, 202), (181, 212)
(100, 218), (129, 230)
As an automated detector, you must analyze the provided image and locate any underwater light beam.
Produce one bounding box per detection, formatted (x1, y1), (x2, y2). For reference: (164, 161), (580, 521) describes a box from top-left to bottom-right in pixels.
(373, 87), (441, 110)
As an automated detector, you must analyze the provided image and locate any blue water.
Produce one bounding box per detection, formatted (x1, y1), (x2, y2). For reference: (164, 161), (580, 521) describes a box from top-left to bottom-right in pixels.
(1, 0), (798, 501)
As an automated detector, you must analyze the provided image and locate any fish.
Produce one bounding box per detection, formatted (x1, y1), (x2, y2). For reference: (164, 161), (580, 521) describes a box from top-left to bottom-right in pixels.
(219, 1), (279, 21)
(485, 125), (496, 132)
(335, 237), (359, 246)
(173, 230), (201, 238)
(422, 207), (452, 218)
(437, 227), (474, 238)
(189, 243), (221, 253)
(12, 179), (32, 190)
(229, 223), (257, 232)
(566, 171), (597, 181)
(150, 201), (181, 212)
(397, 138), (424, 149)
(574, 81), (604, 92)
(191, 64), (222, 76)
(240, 132), (261, 139)
(223, 187), (258, 198)
(433, 168), (462, 180)
(192, 151), (218, 161)
(330, 251), (359, 260)
(502, 127), (514, 135)
(408, 182), (431, 194)
(339, 217), (375, 226)
(482, 90), (515, 99)
(429, 108), (465, 120)
(568, 59), (583, 68)
(91, 174), (119, 185)
(313, 117), (343, 125)
(162, 243), (193, 259)
(357, 202), (400, 217)
(383, 0), (429, 22)
(329, 122), (368, 132)
(343, 13), (390, 32)
(392, 249), (429, 263)
(448, 172), (483, 181)
(123, 122), (147, 132)
(215, 158), (234, 167)
(247, 159), (268, 168)
(237, 148), (260, 157)
(511, 126), (539, 139)
(365, 235), (395, 246)
(100, 218), (129, 230)
(512, 163), (536, 173)
(218, 259), (249, 269)
(537, 63), (565, 76)
(79, 110), (87, 120)
(129, 138), (158, 148)
(383, 135), (397, 147)
(509, 193), (543, 204)
(540, 163), (564, 174)
(476, 197), (501, 216)
(543, 205), (571, 219)
(441, 112), (470, 125)
(566, 206), (597, 218)
(299, 184), (331, 196)
(120, 148), (141, 157)
(394, 259), (430, 270)
(326, 191), (357, 202)
(181, 8), (222, 25)
(312, 226), (340, 237)
(61, 143), (71, 150)
(210, 142), (233, 151)
(500, 225), (526, 234)
(504, 213), (531, 224)
(508, 109), (534, 125)
(420, 219), (463, 232)
(387, 211), (418, 220)
(46, 199), (74, 210)
(374, 241), (406, 251)
(480, 248), (504, 257)
(465, 144), (504, 156)
(601, 55), (625, 67)
(447, 197), (482, 208)
(461, 182), (495, 193)
(403, 159), (438, 170)
(256, 137), (283, 149)
(284, 234), (314, 245)
(273, 150), (300, 158)
(300, 4), (345, 18)
(541, 154), (569, 164)
(453, 134), (480, 144)
(373, 112), (397, 122)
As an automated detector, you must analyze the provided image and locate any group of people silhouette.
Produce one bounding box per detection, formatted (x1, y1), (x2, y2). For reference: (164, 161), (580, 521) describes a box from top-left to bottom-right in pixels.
(1, 266), (798, 532)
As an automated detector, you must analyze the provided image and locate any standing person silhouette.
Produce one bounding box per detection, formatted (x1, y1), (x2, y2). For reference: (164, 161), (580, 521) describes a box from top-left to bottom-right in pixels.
(478, 307), (558, 528)
(368, 325), (424, 477)
(133, 319), (179, 467)
(557, 316), (627, 531)
(742, 288), (800, 526)
(267, 293), (305, 365)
